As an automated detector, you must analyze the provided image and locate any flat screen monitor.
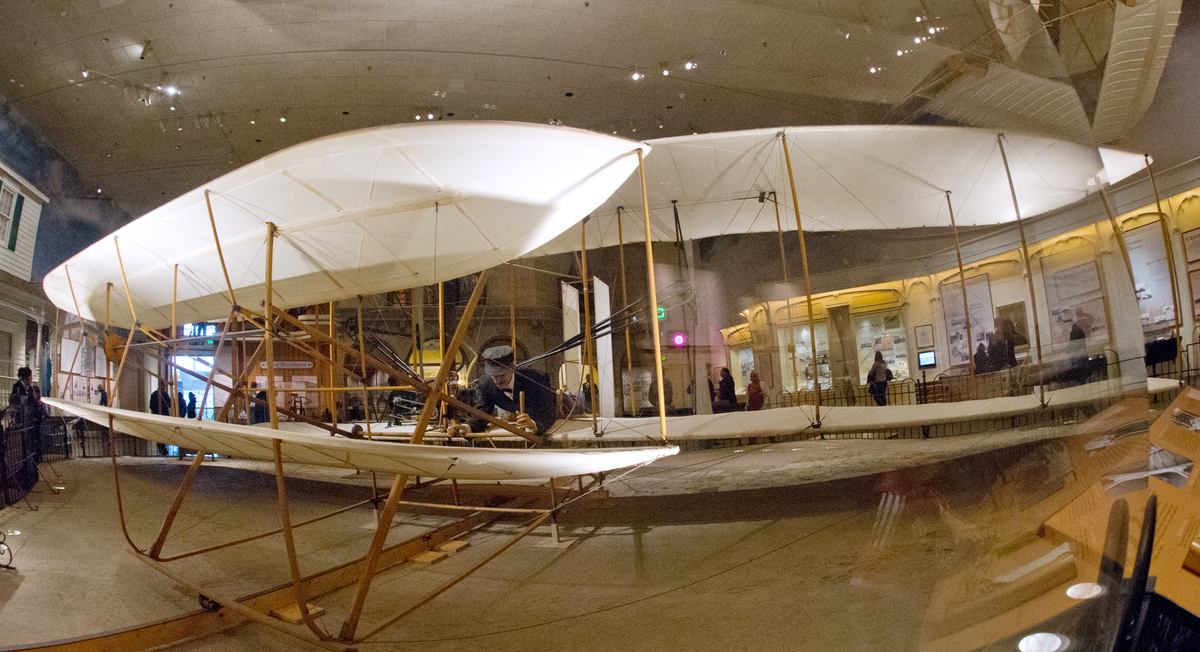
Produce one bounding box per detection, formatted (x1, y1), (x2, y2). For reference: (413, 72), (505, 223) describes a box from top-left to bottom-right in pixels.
(917, 350), (937, 369)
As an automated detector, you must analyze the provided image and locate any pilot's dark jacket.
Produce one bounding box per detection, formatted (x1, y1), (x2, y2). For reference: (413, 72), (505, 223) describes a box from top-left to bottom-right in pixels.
(467, 369), (556, 437)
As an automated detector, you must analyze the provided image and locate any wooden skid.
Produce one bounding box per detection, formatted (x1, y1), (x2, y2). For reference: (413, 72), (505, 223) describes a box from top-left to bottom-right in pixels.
(2, 498), (531, 651)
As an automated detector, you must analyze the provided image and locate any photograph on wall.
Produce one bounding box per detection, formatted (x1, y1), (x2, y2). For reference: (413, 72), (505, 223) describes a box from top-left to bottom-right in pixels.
(941, 275), (995, 367)
(1124, 222), (1177, 332)
(994, 302), (1029, 349)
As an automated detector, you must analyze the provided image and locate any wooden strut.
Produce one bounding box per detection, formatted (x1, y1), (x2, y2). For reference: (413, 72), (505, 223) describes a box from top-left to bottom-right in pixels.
(171, 264), (179, 418)
(996, 134), (1047, 407)
(149, 450), (207, 558)
(340, 267), (494, 642)
(780, 132), (822, 426)
(637, 149), (668, 442)
(616, 207), (636, 415)
(1145, 154), (1185, 381)
(438, 282), (446, 425)
(355, 297), (374, 440)
(773, 192), (801, 400)
(262, 222), (335, 642)
(204, 189), (238, 306)
(329, 301), (337, 429)
(581, 219), (599, 434)
(946, 191), (978, 396)
(60, 266), (88, 399)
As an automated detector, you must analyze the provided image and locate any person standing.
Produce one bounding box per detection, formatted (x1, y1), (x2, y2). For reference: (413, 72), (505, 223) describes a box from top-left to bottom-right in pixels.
(746, 371), (764, 411)
(715, 367), (737, 412)
(148, 381), (173, 454)
(186, 392), (198, 419)
(867, 351), (893, 406)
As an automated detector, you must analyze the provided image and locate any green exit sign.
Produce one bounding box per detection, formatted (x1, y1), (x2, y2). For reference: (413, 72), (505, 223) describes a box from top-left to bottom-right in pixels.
(657, 306), (665, 319)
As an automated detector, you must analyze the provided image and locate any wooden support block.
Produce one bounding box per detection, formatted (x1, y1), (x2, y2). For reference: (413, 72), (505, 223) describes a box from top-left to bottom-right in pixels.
(434, 540), (470, 553)
(1185, 537), (1200, 578)
(270, 602), (325, 624)
(408, 550), (448, 565)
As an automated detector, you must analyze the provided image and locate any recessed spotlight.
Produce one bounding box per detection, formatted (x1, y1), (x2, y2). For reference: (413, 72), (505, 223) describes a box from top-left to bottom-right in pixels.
(915, 37), (922, 43)
(1066, 583), (1103, 599)
(165, 86), (178, 95)
(81, 70), (88, 77)
(250, 119), (255, 124)
(1018, 633), (1066, 652)
(869, 67), (877, 73)
(427, 113), (434, 119)
(897, 50), (903, 56)
(662, 69), (669, 76)
(170, 105), (175, 111)
(415, 115), (421, 120)
(631, 71), (643, 80)
(916, 16), (922, 22)
(928, 27), (936, 34)
(684, 61), (695, 69)
(280, 117), (286, 122)
(96, 188), (102, 193)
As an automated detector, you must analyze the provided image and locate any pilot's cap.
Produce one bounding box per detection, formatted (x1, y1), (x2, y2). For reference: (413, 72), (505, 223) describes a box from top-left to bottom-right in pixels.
(481, 345), (515, 376)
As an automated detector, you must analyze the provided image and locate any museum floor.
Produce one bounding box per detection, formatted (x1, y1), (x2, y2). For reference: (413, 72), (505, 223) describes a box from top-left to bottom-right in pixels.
(0, 412), (1140, 652)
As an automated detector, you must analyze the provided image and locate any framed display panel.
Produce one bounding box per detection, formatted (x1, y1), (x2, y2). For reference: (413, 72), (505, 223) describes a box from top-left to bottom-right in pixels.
(854, 310), (909, 382)
(1124, 221), (1178, 332)
(914, 324), (934, 349)
(941, 275), (995, 367)
(1041, 248), (1109, 347)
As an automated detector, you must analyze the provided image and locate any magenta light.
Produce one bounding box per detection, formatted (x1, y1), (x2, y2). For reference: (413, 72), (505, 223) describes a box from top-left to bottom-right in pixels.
(672, 333), (686, 347)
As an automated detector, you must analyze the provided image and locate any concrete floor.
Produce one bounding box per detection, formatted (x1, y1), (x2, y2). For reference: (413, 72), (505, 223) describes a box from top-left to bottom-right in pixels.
(0, 415), (1129, 651)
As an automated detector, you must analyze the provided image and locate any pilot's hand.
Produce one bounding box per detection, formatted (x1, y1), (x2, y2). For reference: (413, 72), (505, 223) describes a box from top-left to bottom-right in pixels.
(514, 412), (535, 433)
(447, 423), (470, 438)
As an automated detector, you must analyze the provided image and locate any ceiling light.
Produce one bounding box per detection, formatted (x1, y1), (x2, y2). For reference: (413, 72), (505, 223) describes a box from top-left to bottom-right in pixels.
(915, 37), (922, 43)
(170, 105), (175, 111)
(427, 113), (434, 119)
(279, 117), (286, 122)
(928, 27), (936, 34)
(1018, 633), (1066, 652)
(631, 71), (643, 80)
(897, 50), (903, 56)
(916, 16), (922, 22)
(1066, 583), (1103, 599)
(869, 67), (877, 73)
(684, 61), (695, 69)
(165, 86), (178, 95)
(250, 119), (256, 124)
(662, 69), (669, 76)
(96, 188), (102, 193)
(415, 115), (421, 120)
(81, 70), (88, 77)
